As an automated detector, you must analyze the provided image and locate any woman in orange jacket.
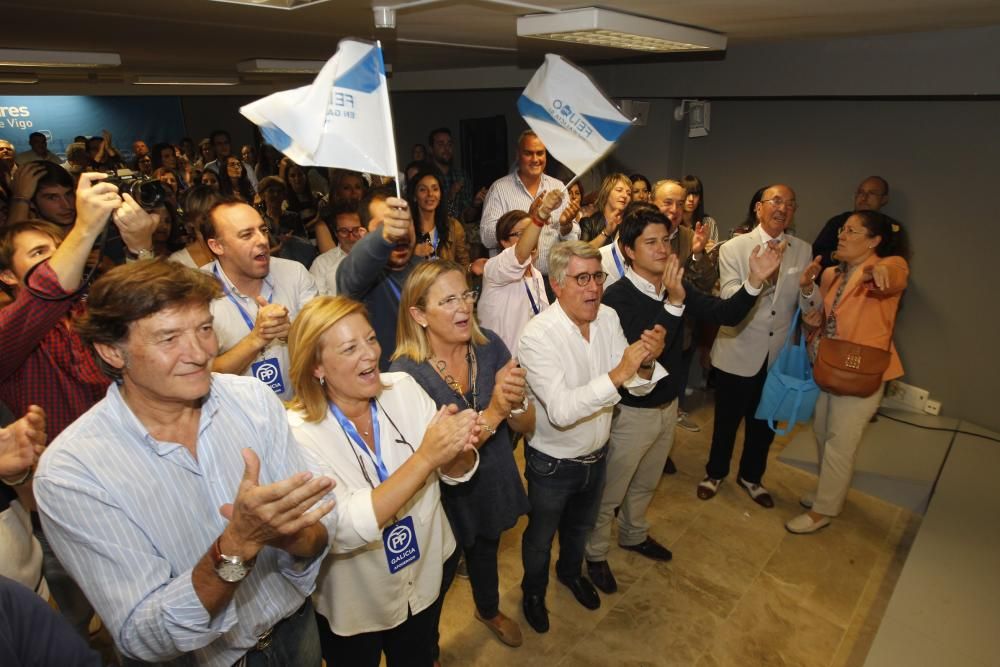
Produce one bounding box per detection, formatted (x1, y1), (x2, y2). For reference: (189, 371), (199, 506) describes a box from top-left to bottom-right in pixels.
(788, 210), (910, 534)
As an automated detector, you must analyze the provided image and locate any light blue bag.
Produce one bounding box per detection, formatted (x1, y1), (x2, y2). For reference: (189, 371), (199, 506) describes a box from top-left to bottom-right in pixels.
(754, 307), (820, 435)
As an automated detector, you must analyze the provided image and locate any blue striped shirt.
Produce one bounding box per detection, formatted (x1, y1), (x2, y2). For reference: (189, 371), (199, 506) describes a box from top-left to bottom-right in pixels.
(480, 171), (576, 275)
(34, 374), (334, 666)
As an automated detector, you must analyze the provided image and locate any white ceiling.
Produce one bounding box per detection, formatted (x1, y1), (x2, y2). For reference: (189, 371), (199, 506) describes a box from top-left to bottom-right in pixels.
(2, 0), (999, 92)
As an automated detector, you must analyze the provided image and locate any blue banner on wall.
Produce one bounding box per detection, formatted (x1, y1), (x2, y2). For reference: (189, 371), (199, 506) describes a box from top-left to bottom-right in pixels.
(0, 96), (187, 161)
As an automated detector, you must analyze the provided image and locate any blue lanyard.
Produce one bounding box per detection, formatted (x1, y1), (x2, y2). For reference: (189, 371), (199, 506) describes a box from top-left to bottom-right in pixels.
(213, 265), (271, 331)
(329, 400), (388, 483)
(386, 276), (402, 303)
(523, 274), (540, 315)
(611, 244), (625, 278)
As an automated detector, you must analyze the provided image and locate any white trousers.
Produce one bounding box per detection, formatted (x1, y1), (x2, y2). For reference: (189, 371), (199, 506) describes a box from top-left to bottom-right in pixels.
(811, 385), (885, 516)
(585, 400), (677, 560)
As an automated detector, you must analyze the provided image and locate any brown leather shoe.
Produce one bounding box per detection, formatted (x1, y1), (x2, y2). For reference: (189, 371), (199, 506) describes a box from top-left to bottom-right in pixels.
(475, 609), (524, 647)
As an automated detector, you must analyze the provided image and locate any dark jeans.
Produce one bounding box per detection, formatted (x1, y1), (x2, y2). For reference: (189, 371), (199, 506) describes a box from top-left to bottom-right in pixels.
(520, 445), (607, 598)
(706, 362), (776, 484)
(431, 548), (460, 661)
(465, 535), (502, 618)
(317, 600), (438, 667)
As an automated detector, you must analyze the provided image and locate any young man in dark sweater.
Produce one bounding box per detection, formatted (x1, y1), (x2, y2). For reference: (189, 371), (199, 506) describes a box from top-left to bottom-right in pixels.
(584, 203), (783, 593)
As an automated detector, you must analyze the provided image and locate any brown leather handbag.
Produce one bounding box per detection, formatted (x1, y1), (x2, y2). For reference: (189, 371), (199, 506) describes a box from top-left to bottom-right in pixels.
(813, 338), (890, 397)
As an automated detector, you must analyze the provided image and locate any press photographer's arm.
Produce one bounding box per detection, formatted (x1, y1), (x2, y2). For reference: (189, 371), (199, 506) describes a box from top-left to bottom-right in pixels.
(49, 172), (157, 292)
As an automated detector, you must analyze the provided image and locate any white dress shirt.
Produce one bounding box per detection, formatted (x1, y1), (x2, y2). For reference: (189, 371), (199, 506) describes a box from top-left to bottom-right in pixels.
(478, 245), (549, 357)
(207, 257), (317, 400)
(288, 372), (478, 636)
(308, 246), (346, 296)
(517, 301), (666, 459)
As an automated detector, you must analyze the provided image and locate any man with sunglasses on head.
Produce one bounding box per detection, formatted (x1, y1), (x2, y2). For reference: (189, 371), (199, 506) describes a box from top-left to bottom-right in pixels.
(516, 240), (666, 633)
(698, 184), (815, 509)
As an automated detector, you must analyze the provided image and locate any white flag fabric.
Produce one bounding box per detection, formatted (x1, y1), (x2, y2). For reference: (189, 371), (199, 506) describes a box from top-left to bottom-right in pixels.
(241, 39), (398, 176)
(517, 54), (633, 176)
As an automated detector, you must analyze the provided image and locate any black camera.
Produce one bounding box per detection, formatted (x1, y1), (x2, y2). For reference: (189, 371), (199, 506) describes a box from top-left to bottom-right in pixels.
(104, 171), (169, 210)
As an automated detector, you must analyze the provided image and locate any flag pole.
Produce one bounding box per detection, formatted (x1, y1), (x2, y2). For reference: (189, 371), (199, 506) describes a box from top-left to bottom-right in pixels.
(375, 40), (401, 199)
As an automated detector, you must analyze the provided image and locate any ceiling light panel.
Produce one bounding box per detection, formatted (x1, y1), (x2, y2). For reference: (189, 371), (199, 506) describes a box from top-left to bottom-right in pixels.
(0, 48), (121, 68)
(134, 76), (240, 86)
(207, 0), (331, 9)
(517, 7), (726, 53)
(237, 58), (327, 74)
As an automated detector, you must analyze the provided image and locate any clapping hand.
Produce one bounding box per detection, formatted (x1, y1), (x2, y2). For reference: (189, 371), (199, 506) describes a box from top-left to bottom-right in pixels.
(529, 190), (564, 222)
(252, 297), (290, 346)
(419, 405), (480, 469)
(640, 325), (667, 364)
(491, 358), (527, 416)
(748, 242), (784, 289)
(661, 254), (685, 305)
(0, 405), (46, 479)
(862, 264), (891, 291)
(691, 221), (709, 254)
(798, 255), (823, 290)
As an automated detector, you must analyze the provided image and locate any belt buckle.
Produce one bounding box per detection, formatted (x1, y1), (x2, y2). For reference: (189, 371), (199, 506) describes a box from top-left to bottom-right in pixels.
(255, 626), (274, 651)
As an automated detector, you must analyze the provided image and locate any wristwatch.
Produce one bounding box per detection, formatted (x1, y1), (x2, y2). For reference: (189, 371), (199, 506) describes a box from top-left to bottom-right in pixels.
(211, 536), (255, 583)
(126, 247), (155, 261)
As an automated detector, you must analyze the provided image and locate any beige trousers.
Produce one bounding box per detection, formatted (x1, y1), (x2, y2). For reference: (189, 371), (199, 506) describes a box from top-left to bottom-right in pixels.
(585, 400), (677, 560)
(812, 385), (885, 516)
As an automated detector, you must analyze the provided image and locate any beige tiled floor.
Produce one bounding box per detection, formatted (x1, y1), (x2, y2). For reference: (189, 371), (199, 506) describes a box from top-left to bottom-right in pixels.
(437, 392), (920, 667)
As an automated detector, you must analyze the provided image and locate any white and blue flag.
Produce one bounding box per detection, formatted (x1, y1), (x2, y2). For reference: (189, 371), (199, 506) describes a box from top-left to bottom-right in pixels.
(517, 54), (634, 176)
(241, 39), (398, 177)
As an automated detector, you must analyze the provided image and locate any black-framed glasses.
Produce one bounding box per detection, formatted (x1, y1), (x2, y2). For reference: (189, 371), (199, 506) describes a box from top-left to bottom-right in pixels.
(566, 271), (608, 286)
(762, 197), (797, 210)
(437, 290), (478, 311)
(336, 226), (365, 238)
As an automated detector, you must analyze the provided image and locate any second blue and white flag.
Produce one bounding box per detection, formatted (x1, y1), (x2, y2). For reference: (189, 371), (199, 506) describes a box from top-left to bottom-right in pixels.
(241, 39), (398, 177)
(517, 54), (634, 176)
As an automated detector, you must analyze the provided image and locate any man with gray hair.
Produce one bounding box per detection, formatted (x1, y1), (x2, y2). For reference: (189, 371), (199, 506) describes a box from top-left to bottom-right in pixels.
(516, 240), (666, 633)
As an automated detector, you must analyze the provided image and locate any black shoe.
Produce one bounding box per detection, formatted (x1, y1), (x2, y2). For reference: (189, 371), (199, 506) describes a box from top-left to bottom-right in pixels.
(586, 560), (618, 594)
(663, 456), (677, 475)
(620, 537), (673, 562)
(557, 574), (601, 610)
(522, 594), (549, 633)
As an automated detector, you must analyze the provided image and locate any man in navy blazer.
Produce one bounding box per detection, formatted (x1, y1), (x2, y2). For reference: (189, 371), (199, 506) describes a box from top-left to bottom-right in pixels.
(698, 184), (815, 507)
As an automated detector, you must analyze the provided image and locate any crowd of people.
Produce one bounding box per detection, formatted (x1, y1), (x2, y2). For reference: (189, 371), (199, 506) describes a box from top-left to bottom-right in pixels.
(0, 122), (911, 666)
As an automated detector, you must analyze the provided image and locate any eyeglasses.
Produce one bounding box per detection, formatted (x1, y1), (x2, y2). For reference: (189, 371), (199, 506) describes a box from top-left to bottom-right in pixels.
(566, 271), (608, 286)
(336, 226), (364, 238)
(436, 290), (478, 311)
(507, 231), (523, 240)
(838, 225), (869, 237)
(762, 198), (797, 210)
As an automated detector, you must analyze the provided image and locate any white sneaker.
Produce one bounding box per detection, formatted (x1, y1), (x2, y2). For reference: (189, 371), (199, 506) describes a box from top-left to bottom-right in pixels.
(785, 512), (831, 534)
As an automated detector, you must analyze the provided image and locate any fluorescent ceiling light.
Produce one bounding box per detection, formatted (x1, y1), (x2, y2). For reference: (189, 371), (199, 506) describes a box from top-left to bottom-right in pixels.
(0, 74), (39, 84)
(134, 76), (240, 86)
(237, 58), (326, 74)
(517, 7), (726, 53)
(208, 0), (331, 9)
(0, 48), (121, 68)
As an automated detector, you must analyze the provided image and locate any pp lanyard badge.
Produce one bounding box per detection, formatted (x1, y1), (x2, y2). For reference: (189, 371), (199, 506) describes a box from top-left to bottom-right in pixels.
(383, 515), (421, 574)
(251, 358), (285, 395)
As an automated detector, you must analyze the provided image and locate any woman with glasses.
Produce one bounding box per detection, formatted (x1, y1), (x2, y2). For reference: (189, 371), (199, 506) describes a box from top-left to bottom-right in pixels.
(286, 296), (480, 666)
(787, 211), (910, 534)
(390, 260), (533, 649)
(681, 175), (719, 246)
(580, 173), (632, 247)
(407, 167), (471, 269)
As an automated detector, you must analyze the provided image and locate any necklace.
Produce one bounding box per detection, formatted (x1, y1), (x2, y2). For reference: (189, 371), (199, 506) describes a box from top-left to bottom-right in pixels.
(431, 344), (479, 411)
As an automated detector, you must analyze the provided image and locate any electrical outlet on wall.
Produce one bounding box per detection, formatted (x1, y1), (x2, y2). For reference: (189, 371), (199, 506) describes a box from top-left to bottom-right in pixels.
(882, 380), (929, 413)
(924, 399), (942, 416)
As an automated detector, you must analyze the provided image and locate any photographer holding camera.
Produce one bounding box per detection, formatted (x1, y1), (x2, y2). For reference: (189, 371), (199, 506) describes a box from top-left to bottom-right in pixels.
(0, 171), (157, 637)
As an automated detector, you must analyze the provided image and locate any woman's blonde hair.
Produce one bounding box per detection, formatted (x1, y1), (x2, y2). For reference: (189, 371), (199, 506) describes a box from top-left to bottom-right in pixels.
(286, 295), (371, 423)
(392, 260), (487, 363)
(594, 173), (632, 215)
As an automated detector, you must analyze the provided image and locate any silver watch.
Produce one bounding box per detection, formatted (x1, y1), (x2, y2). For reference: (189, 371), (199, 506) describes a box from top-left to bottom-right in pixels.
(211, 537), (254, 583)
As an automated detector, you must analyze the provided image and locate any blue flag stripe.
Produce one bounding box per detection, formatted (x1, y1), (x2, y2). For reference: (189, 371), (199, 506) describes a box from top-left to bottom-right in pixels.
(333, 46), (384, 93)
(517, 95), (560, 126)
(261, 125), (293, 152)
(581, 113), (631, 142)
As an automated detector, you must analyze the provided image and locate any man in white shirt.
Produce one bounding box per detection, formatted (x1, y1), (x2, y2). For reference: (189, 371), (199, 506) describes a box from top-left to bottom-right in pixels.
(517, 240), (666, 633)
(699, 184), (813, 507)
(480, 130), (579, 276)
(14, 132), (62, 167)
(204, 200), (317, 400)
(309, 201), (366, 296)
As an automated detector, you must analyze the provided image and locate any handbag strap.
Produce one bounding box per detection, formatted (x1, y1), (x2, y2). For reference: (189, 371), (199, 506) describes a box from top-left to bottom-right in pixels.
(782, 306), (804, 349)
